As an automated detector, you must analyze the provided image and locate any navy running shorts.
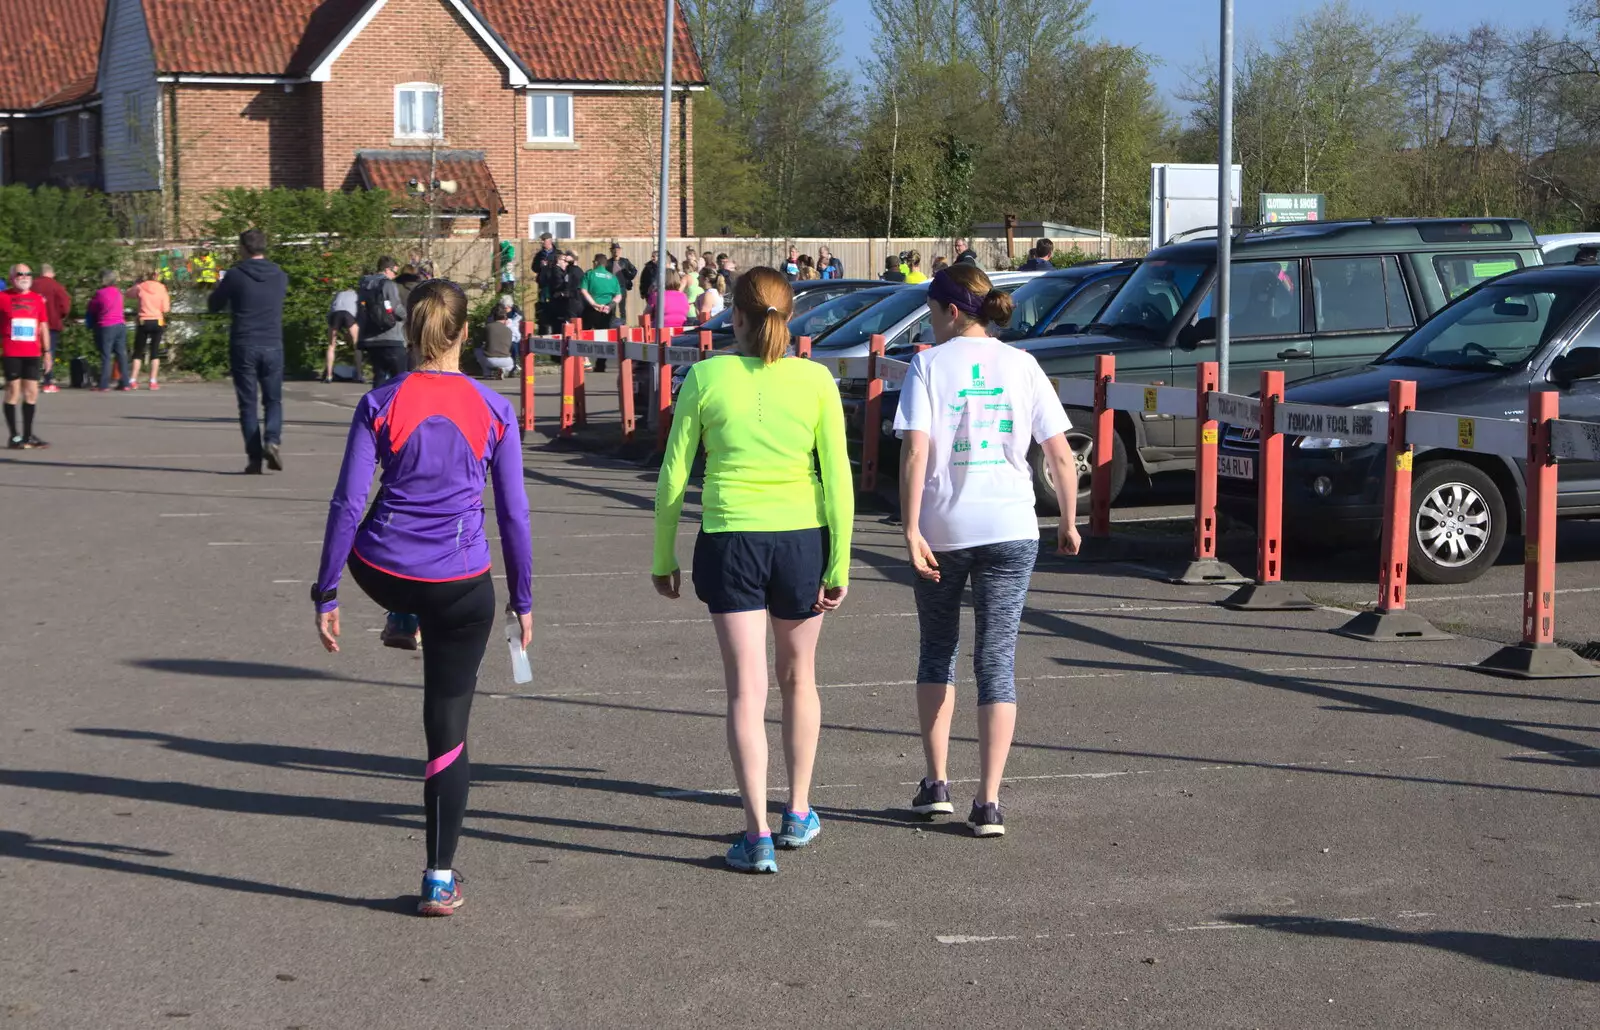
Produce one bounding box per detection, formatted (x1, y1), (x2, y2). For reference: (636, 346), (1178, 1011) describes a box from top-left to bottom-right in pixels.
(693, 527), (828, 620)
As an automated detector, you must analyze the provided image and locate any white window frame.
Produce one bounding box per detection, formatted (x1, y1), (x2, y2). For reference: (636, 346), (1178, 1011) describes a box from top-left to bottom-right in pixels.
(52, 117), (69, 162)
(525, 92), (573, 143)
(77, 112), (92, 158)
(394, 82), (443, 140)
(529, 213), (575, 240)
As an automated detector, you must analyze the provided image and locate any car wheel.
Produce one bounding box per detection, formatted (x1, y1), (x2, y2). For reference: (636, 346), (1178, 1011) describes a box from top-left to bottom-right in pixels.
(1408, 460), (1506, 585)
(1032, 424), (1126, 515)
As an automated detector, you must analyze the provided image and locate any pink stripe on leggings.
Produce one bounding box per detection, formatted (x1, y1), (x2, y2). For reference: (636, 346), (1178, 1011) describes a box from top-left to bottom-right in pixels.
(424, 742), (464, 780)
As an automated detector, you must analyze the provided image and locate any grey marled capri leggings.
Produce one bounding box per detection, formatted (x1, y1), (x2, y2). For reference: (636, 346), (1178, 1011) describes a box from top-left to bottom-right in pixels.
(913, 537), (1038, 705)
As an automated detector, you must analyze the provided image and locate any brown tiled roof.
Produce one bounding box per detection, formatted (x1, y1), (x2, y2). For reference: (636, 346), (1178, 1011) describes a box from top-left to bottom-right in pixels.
(37, 73), (101, 110)
(0, 0), (104, 110)
(476, 0), (705, 84)
(355, 149), (504, 213)
(144, 0), (367, 76)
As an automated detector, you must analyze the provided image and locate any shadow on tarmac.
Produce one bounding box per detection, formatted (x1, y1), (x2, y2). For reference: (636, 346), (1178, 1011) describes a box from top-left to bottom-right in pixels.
(0, 831), (414, 914)
(0, 457), (251, 475)
(1220, 913), (1600, 983)
(124, 658), (415, 691)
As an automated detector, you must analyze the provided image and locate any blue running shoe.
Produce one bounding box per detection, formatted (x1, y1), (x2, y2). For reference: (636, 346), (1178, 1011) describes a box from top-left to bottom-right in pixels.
(725, 835), (778, 873)
(774, 809), (820, 849)
(417, 872), (465, 916)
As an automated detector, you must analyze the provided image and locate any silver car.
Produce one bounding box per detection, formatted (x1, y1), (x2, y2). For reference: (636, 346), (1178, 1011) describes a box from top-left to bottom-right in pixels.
(809, 271), (1048, 360)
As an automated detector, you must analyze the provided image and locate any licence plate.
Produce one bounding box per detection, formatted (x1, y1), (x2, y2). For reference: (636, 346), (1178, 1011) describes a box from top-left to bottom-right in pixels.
(1218, 454), (1254, 480)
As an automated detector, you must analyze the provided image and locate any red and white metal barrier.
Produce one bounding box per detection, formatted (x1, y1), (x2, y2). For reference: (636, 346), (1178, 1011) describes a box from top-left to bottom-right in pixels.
(1172, 362), (1248, 585)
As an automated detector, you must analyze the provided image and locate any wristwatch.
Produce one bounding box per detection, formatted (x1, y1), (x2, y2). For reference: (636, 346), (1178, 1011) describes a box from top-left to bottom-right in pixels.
(309, 585), (337, 606)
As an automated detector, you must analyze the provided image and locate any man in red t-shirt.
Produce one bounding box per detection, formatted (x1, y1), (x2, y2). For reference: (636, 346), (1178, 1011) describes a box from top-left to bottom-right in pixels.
(2, 264), (50, 449)
(33, 262), (71, 393)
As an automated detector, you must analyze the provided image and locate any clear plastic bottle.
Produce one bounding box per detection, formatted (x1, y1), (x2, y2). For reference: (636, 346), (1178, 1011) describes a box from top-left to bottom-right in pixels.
(505, 611), (532, 684)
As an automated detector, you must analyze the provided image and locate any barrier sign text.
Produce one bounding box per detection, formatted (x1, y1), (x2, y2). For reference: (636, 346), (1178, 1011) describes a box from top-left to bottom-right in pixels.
(1274, 403), (1388, 443)
(1207, 392), (1261, 430)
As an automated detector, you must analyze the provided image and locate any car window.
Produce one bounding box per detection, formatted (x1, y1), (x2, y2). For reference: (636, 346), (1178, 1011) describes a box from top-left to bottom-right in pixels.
(792, 288), (840, 316)
(812, 287), (928, 348)
(1195, 260), (1303, 337)
(1046, 276), (1126, 333)
(1545, 244), (1580, 266)
(1433, 253), (1523, 300)
(791, 290), (884, 339)
(1312, 256), (1389, 333)
(1385, 256), (1414, 328)
(1092, 260), (1209, 339)
(1378, 283), (1589, 370)
(1005, 277), (1082, 336)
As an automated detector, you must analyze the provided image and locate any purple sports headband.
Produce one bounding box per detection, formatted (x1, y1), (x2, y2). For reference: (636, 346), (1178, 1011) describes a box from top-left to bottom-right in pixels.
(927, 268), (984, 316)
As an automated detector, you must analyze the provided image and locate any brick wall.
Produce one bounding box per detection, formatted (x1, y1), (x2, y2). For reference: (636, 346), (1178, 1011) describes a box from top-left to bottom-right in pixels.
(170, 83), (322, 231)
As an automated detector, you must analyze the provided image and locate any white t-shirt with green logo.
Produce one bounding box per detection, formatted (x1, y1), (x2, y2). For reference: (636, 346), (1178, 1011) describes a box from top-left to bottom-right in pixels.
(894, 336), (1071, 551)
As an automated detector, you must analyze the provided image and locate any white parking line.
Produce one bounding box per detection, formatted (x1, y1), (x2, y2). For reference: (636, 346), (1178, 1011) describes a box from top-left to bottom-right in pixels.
(1410, 586), (1600, 603)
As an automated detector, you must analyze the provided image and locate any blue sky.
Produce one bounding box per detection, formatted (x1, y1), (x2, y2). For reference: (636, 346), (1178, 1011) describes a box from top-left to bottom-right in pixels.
(833, 0), (1566, 115)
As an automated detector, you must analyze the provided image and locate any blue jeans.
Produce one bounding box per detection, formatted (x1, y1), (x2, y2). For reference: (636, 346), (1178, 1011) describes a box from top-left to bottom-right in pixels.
(43, 329), (60, 384)
(913, 538), (1039, 705)
(97, 324), (129, 390)
(230, 344), (283, 464)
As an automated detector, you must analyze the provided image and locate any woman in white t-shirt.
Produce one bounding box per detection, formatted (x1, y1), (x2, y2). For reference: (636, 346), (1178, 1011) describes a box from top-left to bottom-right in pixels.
(893, 264), (1081, 838)
(696, 269), (725, 322)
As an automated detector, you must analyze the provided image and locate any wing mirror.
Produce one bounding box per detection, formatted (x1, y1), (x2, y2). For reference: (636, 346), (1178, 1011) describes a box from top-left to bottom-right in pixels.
(1550, 347), (1600, 387)
(1177, 316), (1216, 350)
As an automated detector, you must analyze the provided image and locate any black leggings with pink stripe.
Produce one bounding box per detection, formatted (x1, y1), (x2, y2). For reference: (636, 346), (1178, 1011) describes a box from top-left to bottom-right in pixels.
(350, 558), (496, 870)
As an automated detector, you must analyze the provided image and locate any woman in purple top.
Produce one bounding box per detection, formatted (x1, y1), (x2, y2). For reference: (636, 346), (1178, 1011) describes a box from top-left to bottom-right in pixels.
(312, 278), (533, 917)
(86, 269), (129, 391)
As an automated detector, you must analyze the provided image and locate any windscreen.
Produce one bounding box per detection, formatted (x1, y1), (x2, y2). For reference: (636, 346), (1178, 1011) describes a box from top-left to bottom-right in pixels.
(1088, 260), (1209, 339)
(1377, 282), (1589, 370)
(812, 286), (929, 348)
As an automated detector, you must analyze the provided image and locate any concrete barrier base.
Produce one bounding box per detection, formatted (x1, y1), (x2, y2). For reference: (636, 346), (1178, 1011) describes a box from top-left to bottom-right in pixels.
(1334, 609), (1452, 642)
(1220, 581), (1316, 611)
(1475, 642), (1600, 680)
(1168, 558), (1249, 586)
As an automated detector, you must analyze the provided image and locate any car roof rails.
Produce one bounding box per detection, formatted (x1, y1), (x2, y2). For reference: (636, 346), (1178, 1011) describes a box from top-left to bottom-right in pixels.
(1161, 223), (1260, 246)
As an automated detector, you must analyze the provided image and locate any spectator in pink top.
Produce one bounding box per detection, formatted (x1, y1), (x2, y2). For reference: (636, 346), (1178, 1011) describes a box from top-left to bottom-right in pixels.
(86, 269), (130, 391)
(648, 269), (689, 329)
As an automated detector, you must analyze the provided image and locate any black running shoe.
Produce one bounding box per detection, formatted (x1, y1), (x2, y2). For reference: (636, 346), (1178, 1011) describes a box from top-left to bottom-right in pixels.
(7, 436), (23, 450)
(22, 436), (48, 450)
(244, 461), (264, 475)
(967, 801), (1005, 838)
(911, 778), (954, 817)
(264, 442), (283, 471)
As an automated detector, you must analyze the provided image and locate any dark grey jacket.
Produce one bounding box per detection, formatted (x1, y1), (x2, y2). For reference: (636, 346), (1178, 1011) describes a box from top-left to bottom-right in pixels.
(357, 273), (406, 346)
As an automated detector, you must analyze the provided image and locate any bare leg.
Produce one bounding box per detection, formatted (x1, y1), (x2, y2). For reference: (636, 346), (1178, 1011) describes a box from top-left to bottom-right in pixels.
(917, 682), (956, 782)
(976, 702), (1017, 805)
(149, 358), (160, 386)
(772, 614), (824, 814)
(130, 357), (143, 384)
(324, 330), (338, 380)
(712, 610), (771, 835)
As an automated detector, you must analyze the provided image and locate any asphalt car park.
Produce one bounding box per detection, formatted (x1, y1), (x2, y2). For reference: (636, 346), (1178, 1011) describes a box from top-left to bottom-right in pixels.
(3, 381), (1595, 1027)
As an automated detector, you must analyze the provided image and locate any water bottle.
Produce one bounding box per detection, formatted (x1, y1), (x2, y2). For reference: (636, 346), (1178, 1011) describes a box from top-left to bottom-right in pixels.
(505, 611), (532, 684)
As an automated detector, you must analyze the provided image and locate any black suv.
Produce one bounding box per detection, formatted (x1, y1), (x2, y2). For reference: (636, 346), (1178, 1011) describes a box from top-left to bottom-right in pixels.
(1218, 264), (1600, 584)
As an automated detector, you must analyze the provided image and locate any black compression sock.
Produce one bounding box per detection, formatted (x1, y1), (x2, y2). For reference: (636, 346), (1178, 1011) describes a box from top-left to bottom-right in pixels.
(22, 402), (35, 439)
(3, 403), (15, 439)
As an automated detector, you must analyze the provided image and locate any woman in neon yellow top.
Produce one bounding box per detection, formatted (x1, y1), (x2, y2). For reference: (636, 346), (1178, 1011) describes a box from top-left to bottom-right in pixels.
(653, 266), (853, 874)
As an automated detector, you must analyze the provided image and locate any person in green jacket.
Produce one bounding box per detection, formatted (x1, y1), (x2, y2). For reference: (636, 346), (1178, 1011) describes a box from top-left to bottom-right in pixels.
(652, 266), (854, 874)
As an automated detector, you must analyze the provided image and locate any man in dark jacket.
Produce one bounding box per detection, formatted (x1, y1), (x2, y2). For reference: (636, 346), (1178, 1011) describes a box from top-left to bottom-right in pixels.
(531, 233), (560, 333)
(208, 229), (289, 474)
(607, 243), (637, 325)
(1019, 238), (1054, 271)
(357, 256), (407, 388)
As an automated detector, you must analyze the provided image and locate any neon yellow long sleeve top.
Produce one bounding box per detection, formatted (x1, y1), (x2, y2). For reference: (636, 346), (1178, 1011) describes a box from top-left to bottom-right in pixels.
(653, 354), (854, 587)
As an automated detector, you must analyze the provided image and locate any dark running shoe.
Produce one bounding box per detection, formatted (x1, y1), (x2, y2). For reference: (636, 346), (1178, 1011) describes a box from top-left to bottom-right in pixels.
(417, 872), (465, 916)
(22, 436), (48, 450)
(967, 801), (1005, 838)
(910, 778), (954, 817)
(244, 462), (264, 475)
(382, 613), (421, 650)
(264, 442), (283, 471)
(7, 436), (23, 450)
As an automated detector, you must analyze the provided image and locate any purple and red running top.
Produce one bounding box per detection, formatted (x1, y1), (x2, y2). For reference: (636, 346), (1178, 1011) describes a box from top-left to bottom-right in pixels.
(314, 371), (532, 614)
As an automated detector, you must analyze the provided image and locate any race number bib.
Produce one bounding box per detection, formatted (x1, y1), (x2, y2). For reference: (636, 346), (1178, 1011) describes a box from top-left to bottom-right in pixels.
(10, 318), (38, 343)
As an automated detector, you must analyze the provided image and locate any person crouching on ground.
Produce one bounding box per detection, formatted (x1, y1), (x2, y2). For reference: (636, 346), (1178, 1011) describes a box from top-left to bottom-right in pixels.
(894, 263), (1081, 837)
(651, 267), (853, 874)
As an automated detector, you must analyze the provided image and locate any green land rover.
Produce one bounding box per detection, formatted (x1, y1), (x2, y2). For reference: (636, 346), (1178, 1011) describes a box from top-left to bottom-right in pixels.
(1011, 218), (1544, 510)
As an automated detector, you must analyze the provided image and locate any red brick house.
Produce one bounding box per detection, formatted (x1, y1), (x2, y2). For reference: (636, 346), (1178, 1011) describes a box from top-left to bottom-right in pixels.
(4, 0), (703, 239)
(0, 1), (107, 191)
